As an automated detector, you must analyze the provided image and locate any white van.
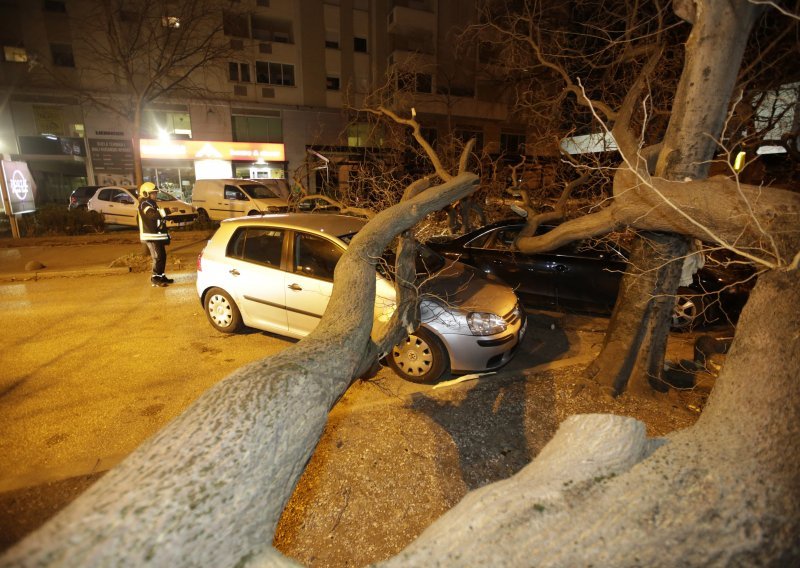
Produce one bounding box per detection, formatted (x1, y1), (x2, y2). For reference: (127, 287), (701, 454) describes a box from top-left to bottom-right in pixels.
(192, 179), (289, 222)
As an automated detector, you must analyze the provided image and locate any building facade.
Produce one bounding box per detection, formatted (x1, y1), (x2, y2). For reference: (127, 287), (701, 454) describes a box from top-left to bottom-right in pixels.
(0, 0), (522, 207)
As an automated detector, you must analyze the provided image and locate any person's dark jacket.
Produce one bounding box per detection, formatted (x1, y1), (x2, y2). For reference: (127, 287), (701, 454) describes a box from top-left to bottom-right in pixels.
(138, 198), (170, 242)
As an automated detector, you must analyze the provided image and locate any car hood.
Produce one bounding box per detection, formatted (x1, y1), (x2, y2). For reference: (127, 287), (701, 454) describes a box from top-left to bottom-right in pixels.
(421, 259), (518, 317)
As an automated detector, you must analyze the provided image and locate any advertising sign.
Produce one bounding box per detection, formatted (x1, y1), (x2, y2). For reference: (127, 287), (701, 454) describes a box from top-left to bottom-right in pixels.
(140, 139), (285, 162)
(88, 138), (135, 181)
(1, 161), (37, 214)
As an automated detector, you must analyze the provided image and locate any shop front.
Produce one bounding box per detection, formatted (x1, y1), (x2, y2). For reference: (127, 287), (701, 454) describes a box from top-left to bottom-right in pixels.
(139, 139), (287, 200)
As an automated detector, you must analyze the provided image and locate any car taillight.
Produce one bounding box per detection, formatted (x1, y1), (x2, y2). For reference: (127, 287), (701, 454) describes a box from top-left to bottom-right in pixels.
(70, 196), (76, 204)
(197, 252), (203, 272)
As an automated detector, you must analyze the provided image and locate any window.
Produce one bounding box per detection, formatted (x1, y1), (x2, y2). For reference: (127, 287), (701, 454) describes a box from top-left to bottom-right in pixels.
(142, 110), (192, 139)
(3, 46), (28, 63)
(50, 43), (74, 67)
(44, 0), (66, 13)
(97, 188), (131, 203)
(500, 132), (526, 154)
(294, 233), (342, 281)
(233, 115), (283, 142)
(325, 30), (340, 49)
(353, 37), (367, 53)
(223, 11), (249, 38)
(224, 185), (248, 200)
(455, 127), (484, 152)
(162, 16), (180, 28)
(415, 73), (432, 93)
(420, 127), (437, 147)
(228, 62), (251, 82)
(228, 228), (284, 267)
(255, 61), (295, 86)
(348, 123), (370, 147)
(326, 76), (340, 91)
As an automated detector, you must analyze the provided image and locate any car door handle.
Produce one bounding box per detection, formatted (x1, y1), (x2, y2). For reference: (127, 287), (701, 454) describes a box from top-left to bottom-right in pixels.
(229, 269), (240, 276)
(288, 283), (303, 291)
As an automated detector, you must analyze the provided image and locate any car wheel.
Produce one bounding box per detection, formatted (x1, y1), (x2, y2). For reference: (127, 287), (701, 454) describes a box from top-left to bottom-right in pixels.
(204, 288), (242, 333)
(388, 327), (449, 383)
(197, 209), (210, 224)
(672, 288), (702, 331)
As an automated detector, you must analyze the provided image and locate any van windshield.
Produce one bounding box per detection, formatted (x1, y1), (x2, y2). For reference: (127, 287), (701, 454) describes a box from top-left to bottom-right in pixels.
(241, 184), (278, 199)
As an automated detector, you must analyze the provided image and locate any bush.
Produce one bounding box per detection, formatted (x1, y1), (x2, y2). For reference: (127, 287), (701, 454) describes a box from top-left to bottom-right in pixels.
(16, 205), (105, 236)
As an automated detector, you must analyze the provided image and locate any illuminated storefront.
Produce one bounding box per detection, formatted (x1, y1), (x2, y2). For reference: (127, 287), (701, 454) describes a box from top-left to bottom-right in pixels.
(139, 139), (287, 199)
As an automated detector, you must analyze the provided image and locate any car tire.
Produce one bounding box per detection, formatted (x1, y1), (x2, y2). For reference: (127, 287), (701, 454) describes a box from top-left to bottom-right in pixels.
(204, 288), (243, 333)
(388, 327), (449, 383)
(197, 209), (210, 224)
(672, 287), (705, 331)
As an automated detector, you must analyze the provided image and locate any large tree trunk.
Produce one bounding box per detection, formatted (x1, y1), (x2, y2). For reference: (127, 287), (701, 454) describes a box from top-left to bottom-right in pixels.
(376, 269), (800, 566)
(587, 232), (688, 395)
(582, 0), (762, 393)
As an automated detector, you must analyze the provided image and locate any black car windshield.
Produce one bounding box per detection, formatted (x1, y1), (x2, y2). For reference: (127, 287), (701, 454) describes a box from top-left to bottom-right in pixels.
(241, 183), (278, 199)
(380, 243), (446, 279)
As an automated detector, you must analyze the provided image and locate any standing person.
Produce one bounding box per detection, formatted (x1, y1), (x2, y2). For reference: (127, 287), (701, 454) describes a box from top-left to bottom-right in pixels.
(137, 182), (174, 287)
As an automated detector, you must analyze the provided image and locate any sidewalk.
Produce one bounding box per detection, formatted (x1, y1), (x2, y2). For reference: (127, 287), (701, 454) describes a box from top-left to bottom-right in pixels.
(0, 231), (212, 282)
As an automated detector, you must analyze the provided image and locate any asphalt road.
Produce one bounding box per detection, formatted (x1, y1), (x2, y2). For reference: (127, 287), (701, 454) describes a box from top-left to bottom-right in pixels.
(0, 270), (291, 493)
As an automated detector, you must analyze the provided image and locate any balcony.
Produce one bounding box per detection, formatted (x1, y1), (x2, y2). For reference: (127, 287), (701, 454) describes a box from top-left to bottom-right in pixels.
(387, 5), (435, 35)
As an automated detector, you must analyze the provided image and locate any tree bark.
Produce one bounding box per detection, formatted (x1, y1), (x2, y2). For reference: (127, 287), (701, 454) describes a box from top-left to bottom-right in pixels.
(586, 232), (688, 395)
(519, 0), (770, 394)
(377, 269), (800, 566)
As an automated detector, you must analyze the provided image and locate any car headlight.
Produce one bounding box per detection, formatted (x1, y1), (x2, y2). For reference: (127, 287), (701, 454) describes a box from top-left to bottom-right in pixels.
(467, 312), (507, 336)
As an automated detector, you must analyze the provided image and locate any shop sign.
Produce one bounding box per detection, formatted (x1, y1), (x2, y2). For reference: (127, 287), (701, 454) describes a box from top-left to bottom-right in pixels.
(1, 161), (37, 214)
(140, 139), (285, 162)
(88, 138), (135, 172)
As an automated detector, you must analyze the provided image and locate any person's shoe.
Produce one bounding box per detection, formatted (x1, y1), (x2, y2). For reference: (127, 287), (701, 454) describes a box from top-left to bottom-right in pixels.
(161, 275), (175, 284)
(151, 276), (168, 287)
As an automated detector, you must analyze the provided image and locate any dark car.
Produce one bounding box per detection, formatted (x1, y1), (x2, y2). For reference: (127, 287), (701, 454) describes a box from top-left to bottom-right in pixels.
(427, 220), (755, 330)
(68, 185), (101, 210)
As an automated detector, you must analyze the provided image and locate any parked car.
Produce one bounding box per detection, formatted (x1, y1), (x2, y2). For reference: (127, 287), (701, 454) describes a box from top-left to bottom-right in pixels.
(67, 185), (101, 210)
(192, 179), (289, 223)
(196, 213), (526, 383)
(427, 220), (755, 330)
(87, 186), (197, 227)
(296, 195), (342, 213)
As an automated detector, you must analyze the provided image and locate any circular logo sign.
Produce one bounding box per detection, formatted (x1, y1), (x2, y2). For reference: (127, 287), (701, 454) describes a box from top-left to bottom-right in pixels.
(10, 170), (29, 201)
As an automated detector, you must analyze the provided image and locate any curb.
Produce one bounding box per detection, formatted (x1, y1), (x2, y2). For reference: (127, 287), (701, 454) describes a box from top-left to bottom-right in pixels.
(0, 266), (131, 283)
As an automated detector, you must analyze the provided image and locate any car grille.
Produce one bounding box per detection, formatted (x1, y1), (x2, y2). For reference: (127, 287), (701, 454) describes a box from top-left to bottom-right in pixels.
(503, 303), (522, 326)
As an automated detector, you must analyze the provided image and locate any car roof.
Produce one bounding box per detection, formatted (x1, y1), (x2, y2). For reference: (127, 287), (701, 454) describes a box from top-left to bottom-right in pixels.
(220, 213), (367, 237)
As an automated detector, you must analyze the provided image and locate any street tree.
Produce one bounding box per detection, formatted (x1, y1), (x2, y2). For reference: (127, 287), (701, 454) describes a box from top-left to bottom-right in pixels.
(2, 1), (799, 566)
(469, 0), (800, 394)
(32, 0), (234, 185)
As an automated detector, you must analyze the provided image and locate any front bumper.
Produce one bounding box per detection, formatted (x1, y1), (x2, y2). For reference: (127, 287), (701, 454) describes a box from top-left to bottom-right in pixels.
(438, 304), (526, 373)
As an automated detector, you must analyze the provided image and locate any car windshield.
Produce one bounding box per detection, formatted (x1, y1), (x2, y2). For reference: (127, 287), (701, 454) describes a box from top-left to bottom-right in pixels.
(241, 183), (278, 199)
(156, 191), (177, 201)
(380, 243), (446, 279)
(338, 232), (358, 245)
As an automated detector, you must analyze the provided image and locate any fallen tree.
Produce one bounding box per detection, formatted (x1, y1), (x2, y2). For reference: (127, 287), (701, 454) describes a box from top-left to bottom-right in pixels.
(0, 155), (480, 567)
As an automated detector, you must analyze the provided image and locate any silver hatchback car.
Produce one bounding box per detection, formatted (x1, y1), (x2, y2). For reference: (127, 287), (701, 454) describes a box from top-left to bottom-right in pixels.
(196, 214), (526, 383)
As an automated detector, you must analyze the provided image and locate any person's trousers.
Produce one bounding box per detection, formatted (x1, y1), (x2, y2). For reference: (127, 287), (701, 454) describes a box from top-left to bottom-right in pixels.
(145, 240), (167, 276)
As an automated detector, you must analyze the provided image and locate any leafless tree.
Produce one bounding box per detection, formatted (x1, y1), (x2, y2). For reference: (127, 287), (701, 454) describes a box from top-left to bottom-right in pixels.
(32, 0), (234, 185)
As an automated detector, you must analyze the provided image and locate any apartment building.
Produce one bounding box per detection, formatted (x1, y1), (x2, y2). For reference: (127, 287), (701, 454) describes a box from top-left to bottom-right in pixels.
(0, 0), (519, 206)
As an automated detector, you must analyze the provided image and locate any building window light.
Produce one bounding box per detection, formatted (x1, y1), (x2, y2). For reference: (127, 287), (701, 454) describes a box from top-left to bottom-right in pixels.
(3, 46), (28, 63)
(162, 16), (181, 29)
